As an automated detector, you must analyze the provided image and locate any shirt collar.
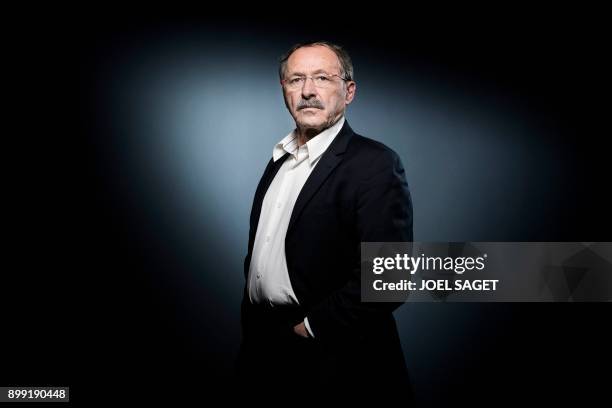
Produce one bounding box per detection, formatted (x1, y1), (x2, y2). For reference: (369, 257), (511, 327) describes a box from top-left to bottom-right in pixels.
(272, 116), (345, 166)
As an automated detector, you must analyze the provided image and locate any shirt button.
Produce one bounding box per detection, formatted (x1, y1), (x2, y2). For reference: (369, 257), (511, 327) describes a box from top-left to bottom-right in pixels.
(265, 236), (270, 243)
(256, 274), (261, 279)
(277, 202), (282, 208)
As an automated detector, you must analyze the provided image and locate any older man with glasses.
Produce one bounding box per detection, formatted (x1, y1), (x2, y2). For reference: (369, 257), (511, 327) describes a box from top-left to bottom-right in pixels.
(236, 41), (414, 403)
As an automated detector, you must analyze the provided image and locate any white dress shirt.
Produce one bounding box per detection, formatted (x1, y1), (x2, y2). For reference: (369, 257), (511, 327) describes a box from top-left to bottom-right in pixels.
(247, 116), (345, 337)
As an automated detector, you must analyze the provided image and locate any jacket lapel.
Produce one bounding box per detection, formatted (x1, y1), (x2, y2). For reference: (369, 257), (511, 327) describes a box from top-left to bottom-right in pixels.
(287, 121), (354, 235)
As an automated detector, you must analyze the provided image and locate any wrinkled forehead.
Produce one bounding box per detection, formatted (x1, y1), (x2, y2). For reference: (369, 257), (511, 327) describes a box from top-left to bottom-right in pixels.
(285, 45), (342, 75)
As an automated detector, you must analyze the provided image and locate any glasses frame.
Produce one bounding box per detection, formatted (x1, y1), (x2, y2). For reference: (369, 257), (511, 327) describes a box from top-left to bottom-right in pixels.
(280, 73), (349, 90)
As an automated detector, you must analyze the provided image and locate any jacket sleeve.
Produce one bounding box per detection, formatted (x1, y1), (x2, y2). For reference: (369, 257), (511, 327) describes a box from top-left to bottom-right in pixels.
(305, 149), (413, 343)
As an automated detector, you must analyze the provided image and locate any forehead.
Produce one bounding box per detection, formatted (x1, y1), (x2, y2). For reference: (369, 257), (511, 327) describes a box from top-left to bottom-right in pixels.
(286, 45), (341, 74)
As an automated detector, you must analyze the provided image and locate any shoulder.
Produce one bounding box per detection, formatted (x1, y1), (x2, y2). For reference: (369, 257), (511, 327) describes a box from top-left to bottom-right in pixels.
(346, 132), (403, 169)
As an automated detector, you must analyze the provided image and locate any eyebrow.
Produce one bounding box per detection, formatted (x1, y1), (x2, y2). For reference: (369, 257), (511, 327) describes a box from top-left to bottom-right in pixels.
(287, 69), (334, 77)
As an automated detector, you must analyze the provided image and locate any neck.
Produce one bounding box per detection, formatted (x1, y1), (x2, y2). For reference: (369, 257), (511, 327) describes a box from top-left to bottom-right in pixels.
(296, 127), (321, 146)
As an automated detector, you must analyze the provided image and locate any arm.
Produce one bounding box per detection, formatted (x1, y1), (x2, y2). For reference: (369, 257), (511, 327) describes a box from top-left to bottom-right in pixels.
(304, 149), (413, 342)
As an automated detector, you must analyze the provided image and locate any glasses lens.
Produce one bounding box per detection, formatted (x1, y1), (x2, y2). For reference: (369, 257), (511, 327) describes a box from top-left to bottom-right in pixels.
(287, 77), (305, 89)
(285, 74), (340, 89)
(313, 75), (334, 88)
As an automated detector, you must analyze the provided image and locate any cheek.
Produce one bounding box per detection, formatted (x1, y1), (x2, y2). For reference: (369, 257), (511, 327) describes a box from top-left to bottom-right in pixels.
(283, 92), (296, 109)
(325, 93), (344, 111)
(290, 95), (301, 110)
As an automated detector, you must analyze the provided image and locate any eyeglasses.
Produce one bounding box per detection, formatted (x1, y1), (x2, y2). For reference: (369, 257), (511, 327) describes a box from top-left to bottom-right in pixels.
(281, 73), (348, 90)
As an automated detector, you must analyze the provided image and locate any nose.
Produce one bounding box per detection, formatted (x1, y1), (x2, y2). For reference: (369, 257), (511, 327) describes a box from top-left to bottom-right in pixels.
(301, 76), (318, 99)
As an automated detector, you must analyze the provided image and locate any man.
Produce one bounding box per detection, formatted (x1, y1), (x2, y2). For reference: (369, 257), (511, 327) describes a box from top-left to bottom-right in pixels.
(237, 41), (413, 401)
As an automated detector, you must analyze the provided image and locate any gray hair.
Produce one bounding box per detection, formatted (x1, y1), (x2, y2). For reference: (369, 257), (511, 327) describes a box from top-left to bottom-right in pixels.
(278, 41), (354, 81)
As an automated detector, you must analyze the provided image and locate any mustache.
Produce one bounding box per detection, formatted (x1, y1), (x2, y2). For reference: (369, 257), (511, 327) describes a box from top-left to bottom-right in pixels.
(297, 99), (325, 110)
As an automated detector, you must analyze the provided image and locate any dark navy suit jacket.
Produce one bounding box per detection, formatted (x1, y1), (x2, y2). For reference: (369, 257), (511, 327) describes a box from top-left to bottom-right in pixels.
(241, 120), (413, 386)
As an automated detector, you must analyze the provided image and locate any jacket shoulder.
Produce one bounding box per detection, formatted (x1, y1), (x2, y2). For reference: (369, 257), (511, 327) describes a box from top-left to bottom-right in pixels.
(347, 133), (402, 163)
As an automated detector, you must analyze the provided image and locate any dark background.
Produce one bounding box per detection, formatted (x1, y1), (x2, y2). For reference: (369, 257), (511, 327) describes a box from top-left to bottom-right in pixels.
(4, 10), (610, 405)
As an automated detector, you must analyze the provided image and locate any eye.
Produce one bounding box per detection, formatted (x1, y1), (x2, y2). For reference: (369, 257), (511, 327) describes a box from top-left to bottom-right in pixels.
(289, 77), (304, 85)
(316, 75), (330, 82)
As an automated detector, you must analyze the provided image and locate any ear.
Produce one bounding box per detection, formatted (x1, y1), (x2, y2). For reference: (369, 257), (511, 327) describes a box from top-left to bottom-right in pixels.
(344, 81), (356, 105)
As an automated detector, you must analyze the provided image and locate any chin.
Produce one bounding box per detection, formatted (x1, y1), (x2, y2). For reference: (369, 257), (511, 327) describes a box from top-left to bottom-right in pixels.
(296, 112), (326, 129)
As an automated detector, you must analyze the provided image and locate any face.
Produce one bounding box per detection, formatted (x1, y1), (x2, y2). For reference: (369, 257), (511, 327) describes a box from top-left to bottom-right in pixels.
(282, 45), (356, 132)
